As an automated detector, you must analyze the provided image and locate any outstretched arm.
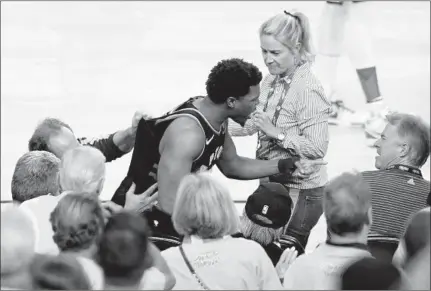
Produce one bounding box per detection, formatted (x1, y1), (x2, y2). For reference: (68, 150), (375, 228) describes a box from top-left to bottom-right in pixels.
(217, 133), (287, 180)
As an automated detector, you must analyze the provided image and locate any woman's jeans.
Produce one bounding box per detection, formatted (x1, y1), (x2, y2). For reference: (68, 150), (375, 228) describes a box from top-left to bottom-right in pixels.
(283, 186), (324, 251)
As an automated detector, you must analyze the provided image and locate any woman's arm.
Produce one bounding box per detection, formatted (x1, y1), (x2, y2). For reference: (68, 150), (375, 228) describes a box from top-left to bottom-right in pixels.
(277, 87), (330, 159)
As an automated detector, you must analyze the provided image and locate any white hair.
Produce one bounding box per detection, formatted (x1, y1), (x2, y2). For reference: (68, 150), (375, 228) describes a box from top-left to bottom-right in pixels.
(240, 210), (283, 246)
(59, 146), (106, 195)
(173, 173), (240, 239)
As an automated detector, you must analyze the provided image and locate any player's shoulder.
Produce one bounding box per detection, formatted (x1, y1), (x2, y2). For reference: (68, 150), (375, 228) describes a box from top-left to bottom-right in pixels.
(162, 116), (206, 151)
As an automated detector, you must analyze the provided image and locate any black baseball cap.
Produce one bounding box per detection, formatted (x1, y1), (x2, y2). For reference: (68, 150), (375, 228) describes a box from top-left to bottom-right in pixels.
(244, 182), (293, 229)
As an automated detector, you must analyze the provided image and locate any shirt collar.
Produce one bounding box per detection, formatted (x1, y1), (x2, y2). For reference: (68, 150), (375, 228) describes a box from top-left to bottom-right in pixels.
(386, 164), (422, 177)
(275, 61), (308, 84)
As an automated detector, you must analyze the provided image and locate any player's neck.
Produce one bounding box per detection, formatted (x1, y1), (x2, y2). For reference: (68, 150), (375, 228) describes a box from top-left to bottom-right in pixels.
(194, 97), (227, 130)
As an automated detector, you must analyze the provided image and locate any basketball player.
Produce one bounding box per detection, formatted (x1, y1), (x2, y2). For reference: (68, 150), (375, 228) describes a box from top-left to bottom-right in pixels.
(315, 0), (388, 143)
(112, 58), (326, 238)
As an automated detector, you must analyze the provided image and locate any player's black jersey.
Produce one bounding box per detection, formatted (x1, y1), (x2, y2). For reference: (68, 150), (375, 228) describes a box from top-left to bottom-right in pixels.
(111, 96), (226, 206)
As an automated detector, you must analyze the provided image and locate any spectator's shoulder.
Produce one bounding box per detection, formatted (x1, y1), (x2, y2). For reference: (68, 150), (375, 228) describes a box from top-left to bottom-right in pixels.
(360, 169), (380, 177)
(230, 237), (267, 253)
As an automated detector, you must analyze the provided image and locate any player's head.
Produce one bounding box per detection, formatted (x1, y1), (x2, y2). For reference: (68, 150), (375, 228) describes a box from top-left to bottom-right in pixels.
(259, 10), (314, 76)
(206, 58), (262, 126)
(374, 113), (430, 169)
(29, 118), (79, 159)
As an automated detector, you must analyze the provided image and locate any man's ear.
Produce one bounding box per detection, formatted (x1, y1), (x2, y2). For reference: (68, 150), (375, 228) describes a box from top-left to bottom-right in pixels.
(226, 97), (237, 109)
(399, 143), (410, 158)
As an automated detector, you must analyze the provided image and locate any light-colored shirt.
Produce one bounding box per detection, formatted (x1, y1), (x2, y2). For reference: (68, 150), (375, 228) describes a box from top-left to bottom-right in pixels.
(283, 243), (373, 290)
(19, 193), (69, 255)
(229, 62), (330, 189)
(162, 236), (283, 290)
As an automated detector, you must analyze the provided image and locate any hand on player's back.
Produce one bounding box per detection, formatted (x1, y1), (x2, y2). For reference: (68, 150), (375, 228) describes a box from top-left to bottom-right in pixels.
(124, 182), (159, 213)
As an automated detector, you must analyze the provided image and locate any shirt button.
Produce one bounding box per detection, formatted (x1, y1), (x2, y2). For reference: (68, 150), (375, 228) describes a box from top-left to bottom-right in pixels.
(276, 106), (281, 110)
(287, 79), (291, 84)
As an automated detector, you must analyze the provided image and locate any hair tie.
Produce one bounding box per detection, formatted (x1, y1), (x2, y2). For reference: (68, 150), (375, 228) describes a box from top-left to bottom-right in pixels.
(284, 10), (299, 21)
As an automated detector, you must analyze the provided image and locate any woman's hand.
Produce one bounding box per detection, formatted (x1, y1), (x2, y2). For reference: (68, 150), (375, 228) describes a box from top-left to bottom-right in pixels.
(253, 112), (281, 139)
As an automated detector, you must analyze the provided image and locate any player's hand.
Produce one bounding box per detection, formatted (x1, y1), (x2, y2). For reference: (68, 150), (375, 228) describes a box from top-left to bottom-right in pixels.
(132, 110), (152, 132)
(253, 112), (278, 139)
(275, 247), (298, 279)
(294, 159), (327, 179)
(124, 182), (159, 213)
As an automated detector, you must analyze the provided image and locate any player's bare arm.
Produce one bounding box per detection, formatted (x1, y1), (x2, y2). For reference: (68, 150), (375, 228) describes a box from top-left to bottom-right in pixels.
(217, 132), (282, 179)
(157, 117), (205, 215)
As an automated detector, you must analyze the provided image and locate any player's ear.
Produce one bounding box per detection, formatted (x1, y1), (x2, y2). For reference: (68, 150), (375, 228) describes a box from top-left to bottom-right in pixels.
(226, 97), (237, 109)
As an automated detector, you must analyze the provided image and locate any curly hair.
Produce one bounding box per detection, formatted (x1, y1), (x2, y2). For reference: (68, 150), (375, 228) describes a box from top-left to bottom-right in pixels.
(50, 192), (105, 252)
(205, 58), (262, 104)
(28, 117), (74, 153)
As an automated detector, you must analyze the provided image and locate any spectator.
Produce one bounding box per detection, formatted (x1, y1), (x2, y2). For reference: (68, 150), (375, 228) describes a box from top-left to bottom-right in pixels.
(162, 173), (284, 289)
(393, 206), (430, 268)
(234, 182), (293, 265)
(19, 146), (106, 255)
(28, 111), (148, 162)
(282, 172), (373, 289)
(341, 257), (401, 290)
(97, 211), (174, 290)
(112, 58), (323, 241)
(307, 113), (430, 255)
(1, 206), (36, 289)
(30, 253), (91, 290)
(229, 9), (330, 251)
(11, 151), (61, 203)
(19, 146), (156, 255)
(50, 192), (106, 289)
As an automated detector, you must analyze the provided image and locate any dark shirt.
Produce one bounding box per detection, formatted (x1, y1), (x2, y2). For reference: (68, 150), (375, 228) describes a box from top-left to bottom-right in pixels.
(78, 132), (126, 163)
(111, 97), (227, 206)
(232, 232), (283, 266)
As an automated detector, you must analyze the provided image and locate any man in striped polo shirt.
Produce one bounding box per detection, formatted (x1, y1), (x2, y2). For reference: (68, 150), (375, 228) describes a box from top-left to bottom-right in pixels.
(305, 112), (430, 254)
(364, 112), (430, 238)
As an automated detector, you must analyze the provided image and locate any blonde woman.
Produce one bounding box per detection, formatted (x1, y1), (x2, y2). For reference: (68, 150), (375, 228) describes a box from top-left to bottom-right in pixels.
(229, 10), (330, 251)
(162, 172), (286, 289)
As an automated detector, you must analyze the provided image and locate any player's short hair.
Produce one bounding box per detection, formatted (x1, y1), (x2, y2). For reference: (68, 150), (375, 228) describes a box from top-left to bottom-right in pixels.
(386, 112), (430, 167)
(324, 172), (372, 236)
(205, 58), (262, 104)
(173, 172), (240, 239)
(11, 151), (61, 202)
(28, 117), (74, 153)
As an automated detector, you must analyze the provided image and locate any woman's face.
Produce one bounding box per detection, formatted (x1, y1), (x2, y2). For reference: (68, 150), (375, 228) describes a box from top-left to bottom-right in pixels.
(260, 34), (296, 77)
